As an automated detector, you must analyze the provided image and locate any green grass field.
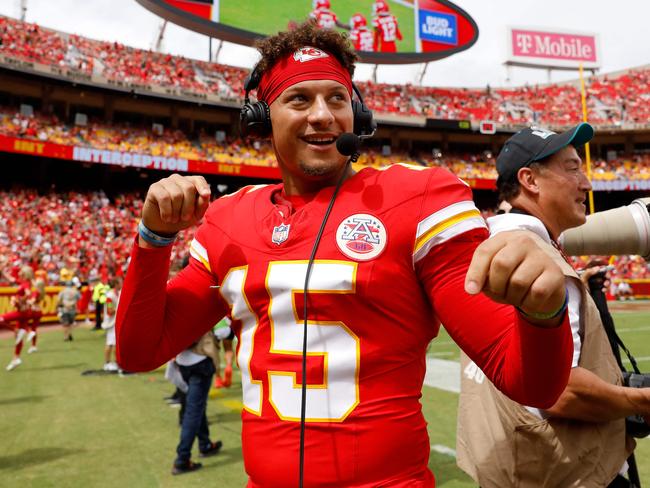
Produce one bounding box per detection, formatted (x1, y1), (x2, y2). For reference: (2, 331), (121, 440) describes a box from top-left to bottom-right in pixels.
(1, 307), (649, 487)
(219, 0), (416, 52)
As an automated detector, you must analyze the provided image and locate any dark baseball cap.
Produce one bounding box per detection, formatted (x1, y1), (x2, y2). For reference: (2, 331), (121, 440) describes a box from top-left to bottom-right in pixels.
(496, 122), (594, 184)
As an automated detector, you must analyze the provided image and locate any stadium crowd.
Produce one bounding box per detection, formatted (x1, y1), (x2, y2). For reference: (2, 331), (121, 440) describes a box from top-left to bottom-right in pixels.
(0, 189), (193, 288)
(0, 106), (277, 168)
(3, 105), (650, 182)
(1, 15), (650, 128)
(0, 188), (648, 289)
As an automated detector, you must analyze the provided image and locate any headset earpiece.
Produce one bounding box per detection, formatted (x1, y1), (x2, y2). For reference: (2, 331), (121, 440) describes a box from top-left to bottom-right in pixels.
(240, 100), (271, 138)
(352, 84), (376, 138)
(240, 65), (272, 138)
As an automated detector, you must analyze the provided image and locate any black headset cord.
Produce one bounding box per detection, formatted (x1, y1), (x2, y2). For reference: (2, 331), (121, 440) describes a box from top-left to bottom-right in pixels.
(299, 136), (360, 488)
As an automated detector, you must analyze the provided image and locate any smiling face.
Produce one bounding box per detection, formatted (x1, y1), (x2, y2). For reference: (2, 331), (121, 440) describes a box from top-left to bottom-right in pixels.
(269, 79), (354, 195)
(533, 145), (593, 237)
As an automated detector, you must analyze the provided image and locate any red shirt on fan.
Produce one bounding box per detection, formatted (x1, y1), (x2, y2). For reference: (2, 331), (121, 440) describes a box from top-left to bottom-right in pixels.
(117, 165), (572, 487)
(373, 13), (403, 52)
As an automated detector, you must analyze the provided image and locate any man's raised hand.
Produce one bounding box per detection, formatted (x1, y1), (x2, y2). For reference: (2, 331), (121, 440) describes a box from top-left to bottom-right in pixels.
(464, 231), (566, 326)
(141, 174), (211, 236)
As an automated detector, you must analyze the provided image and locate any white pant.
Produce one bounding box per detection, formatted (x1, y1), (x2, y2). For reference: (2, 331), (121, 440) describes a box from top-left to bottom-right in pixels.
(105, 326), (116, 346)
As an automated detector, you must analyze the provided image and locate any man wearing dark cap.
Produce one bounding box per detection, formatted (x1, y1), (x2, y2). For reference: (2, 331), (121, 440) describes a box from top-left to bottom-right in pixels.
(457, 123), (647, 488)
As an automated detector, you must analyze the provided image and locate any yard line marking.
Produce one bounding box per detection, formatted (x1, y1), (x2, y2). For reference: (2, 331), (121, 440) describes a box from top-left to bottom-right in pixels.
(623, 356), (650, 364)
(616, 326), (650, 333)
(430, 444), (457, 457)
(424, 358), (460, 393)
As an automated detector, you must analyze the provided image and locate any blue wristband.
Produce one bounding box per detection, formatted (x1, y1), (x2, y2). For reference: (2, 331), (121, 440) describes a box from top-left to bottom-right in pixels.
(138, 220), (177, 247)
(517, 288), (569, 321)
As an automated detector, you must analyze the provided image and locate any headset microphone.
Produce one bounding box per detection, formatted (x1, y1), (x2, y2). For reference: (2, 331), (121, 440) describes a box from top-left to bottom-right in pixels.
(336, 133), (360, 157)
(336, 132), (361, 162)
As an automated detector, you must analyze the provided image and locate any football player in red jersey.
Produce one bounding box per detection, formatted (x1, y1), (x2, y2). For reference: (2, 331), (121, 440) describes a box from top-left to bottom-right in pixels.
(25, 275), (46, 354)
(349, 13), (375, 52)
(1, 266), (34, 370)
(117, 22), (573, 487)
(308, 0), (349, 31)
(372, 0), (403, 53)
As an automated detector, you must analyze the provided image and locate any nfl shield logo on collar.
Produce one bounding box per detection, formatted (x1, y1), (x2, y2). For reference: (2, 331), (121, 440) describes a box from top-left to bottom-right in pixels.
(272, 224), (291, 245)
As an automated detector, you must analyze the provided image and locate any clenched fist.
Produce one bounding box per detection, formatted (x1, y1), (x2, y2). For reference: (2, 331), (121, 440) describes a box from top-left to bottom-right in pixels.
(464, 231), (567, 326)
(141, 174), (211, 236)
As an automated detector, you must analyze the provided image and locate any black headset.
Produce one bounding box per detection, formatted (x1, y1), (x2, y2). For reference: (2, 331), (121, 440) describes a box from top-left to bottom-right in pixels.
(239, 63), (376, 139)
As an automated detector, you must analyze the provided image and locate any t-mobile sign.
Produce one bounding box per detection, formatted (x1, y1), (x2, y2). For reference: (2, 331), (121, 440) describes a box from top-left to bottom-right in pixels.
(507, 27), (600, 69)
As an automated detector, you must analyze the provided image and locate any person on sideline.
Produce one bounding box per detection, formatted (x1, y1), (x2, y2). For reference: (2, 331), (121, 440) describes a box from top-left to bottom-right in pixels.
(457, 124), (647, 488)
(101, 277), (122, 372)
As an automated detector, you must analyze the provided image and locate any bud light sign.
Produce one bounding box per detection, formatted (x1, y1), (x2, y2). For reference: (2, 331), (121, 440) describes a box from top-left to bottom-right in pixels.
(419, 10), (458, 46)
(507, 27), (600, 69)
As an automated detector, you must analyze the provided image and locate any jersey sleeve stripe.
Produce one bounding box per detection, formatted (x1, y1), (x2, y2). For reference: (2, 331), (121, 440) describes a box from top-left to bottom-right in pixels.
(190, 238), (211, 273)
(416, 200), (478, 239)
(413, 217), (487, 263)
(415, 208), (482, 251)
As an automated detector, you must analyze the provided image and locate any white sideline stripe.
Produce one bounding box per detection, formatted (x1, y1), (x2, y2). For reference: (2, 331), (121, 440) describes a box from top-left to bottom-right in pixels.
(430, 444), (457, 457)
(616, 326), (650, 333)
(424, 358), (460, 393)
(623, 356), (650, 364)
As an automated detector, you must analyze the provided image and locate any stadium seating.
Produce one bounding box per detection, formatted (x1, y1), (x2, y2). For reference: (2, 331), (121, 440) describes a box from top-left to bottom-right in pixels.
(0, 189), (193, 287)
(1, 15), (650, 129)
(3, 104), (650, 182)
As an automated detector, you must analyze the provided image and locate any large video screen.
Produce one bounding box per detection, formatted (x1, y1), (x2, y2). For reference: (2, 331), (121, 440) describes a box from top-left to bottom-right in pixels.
(137, 0), (479, 64)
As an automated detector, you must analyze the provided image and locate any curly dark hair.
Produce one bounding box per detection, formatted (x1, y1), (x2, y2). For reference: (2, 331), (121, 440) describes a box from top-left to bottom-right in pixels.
(254, 21), (358, 77)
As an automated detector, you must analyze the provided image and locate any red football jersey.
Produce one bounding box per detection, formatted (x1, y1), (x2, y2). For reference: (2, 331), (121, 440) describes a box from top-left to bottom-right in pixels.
(117, 165), (572, 487)
(350, 27), (375, 52)
(373, 13), (402, 52)
(309, 9), (338, 30)
(14, 281), (31, 311)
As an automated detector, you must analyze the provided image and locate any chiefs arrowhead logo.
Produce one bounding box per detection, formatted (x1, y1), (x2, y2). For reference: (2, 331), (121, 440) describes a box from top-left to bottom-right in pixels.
(293, 46), (330, 63)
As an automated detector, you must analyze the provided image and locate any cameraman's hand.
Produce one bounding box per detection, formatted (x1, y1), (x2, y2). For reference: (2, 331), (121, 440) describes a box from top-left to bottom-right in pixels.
(141, 174), (211, 238)
(465, 231), (566, 327)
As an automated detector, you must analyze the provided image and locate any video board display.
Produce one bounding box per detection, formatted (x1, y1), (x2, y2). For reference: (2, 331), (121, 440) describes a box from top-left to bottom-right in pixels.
(137, 0), (479, 64)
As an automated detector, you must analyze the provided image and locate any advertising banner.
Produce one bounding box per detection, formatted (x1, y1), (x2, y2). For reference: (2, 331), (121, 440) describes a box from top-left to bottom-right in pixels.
(418, 9), (458, 46)
(0, 134), (282, 180)
(507, 27), (600, 70)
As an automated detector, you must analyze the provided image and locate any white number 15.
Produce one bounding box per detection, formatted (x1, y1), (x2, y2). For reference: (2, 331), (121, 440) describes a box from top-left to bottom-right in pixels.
(219, 261), (360, 422)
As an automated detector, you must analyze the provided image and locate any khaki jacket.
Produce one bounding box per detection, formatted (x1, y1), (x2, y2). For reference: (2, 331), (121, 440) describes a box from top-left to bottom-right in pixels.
(456, 233), (634, 488)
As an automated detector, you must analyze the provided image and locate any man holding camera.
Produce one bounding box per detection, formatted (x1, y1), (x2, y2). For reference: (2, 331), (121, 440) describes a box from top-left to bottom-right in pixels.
(457, 123), (649, 487)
